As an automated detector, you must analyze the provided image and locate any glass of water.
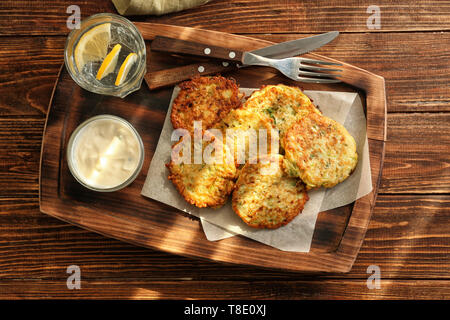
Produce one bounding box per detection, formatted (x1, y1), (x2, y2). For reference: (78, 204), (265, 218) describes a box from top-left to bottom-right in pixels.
(64, 13), (147, 98)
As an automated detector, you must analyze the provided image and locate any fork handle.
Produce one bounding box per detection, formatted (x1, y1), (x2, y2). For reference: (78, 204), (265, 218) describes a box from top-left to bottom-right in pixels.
(144, 62), (237, 90)
(151, 36), (244, 62)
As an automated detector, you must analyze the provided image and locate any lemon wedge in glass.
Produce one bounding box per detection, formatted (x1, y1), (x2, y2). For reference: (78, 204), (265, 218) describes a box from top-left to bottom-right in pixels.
(96, 44), (122, 81)
(115, 53), (138, 86)
(74, 23), (111, 72)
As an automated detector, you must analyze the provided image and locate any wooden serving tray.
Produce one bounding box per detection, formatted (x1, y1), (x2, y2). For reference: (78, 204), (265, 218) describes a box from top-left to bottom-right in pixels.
(39, 23), (386, 273)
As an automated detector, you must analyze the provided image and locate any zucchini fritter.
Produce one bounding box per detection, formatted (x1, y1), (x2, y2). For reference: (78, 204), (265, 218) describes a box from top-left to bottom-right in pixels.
(243, 84), (321, 147)
(232, 155), (309, 229)
(283, 113), (358, 189)
(167, 132), (237, 208)
(171, 76), (243, 133)
(214, 107), (279, 165)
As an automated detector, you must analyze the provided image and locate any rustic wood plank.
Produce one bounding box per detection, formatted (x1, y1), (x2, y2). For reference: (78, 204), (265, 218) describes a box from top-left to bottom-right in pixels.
(0, 118), (43, 197)
(351, 194), (449, 278)
(1, 0), (450, 35)
(0, 279), (448, 299)
(0, 0), (117, 36)
(380, 113), (450, 193)
(0, 37), (65, 116)
(0, 0), (447, 301)
(0, 195), (448, 280)
(249, 32), (450, 113)
(0, 33), (448, 116)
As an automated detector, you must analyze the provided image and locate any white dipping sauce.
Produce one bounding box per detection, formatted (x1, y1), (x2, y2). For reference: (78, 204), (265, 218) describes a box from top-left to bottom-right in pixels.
(69, 116), (143, 190)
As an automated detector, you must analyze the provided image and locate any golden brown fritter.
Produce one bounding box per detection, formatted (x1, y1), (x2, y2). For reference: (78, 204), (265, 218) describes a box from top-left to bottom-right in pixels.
(283, 112), (358, 189)
(243, 84), (321, 148)
(171, 76), (244, 133)
(213, 106), (280, 165)
(232, 154), (309, 229)
(167, 131), (237, 208)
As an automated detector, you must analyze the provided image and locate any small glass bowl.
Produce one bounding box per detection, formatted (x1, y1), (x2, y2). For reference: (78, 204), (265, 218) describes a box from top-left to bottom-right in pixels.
(67, 115), (144, 192)
(64, 13), (147, 98)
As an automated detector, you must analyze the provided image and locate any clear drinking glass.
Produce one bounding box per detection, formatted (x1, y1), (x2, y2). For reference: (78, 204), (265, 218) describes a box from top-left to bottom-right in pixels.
(64, 13), (147, 98)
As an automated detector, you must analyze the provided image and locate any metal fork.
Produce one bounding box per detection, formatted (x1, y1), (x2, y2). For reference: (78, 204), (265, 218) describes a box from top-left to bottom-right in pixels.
(242, 52), (342, 83)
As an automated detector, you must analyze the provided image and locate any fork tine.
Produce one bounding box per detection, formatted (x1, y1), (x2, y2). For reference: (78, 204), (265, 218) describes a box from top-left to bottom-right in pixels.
(295, 58), (342, 83)
(296, 77), (342, 84)
(300, 57), (342, 66)
(300, 64), (342, 72)
(299, 70), (341, 78)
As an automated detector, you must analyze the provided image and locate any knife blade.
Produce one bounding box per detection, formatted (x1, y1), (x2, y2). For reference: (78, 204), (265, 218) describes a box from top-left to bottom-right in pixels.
(146, 32), (339, 90)
(251, 31), (339, 59)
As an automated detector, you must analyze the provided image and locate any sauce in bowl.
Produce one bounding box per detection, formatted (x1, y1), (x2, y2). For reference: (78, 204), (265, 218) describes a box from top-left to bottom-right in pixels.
(67, 115), (144, 191)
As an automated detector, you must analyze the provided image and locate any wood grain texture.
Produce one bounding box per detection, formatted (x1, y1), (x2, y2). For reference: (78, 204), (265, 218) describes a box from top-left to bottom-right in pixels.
(1, 279), (449, 299)
(1, 1), (450, 35)
(0, 37), (65, 116)
(0, 0), (449, 300)
(249, 32), (450, 113)
(380, 113), (450, 193)
(1, 32), (448, 116)
(0, 118), (44, 197)
(0, 0), (117, 35)
(1, 195), (448, 282)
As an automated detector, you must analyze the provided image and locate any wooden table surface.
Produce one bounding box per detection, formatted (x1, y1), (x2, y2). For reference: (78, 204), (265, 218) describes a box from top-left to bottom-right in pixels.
(0, 0), (449, 300)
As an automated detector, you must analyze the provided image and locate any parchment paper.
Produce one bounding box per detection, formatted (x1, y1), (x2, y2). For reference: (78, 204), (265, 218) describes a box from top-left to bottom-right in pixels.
(141, 88), (372, 252)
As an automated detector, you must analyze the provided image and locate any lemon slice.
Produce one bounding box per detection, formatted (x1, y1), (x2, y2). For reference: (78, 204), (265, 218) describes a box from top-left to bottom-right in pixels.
(115, 53), (138, 86)
(74, 23), (111, 72)
(96, 44), (122, 80)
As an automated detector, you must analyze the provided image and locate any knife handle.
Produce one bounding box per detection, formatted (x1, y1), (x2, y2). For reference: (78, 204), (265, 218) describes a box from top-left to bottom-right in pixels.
(151, 36), (244, 62)
(144, 62), (237, 90)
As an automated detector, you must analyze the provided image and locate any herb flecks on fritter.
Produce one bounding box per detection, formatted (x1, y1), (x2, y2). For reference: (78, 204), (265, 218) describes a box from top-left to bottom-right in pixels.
(171, 76), (243, 134)
(167, 131), (237, 208)
(283, 112), (358, 189)
(232, 154), (309, 229)
(243, 84), (321, 148)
